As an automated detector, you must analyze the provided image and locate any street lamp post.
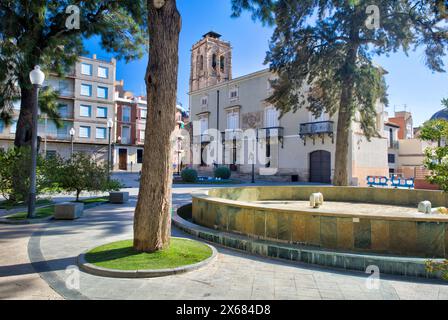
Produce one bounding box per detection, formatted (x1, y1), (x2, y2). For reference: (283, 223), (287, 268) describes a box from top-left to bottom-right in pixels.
(251, 131), (259, 184)
(69, 128), (75, 158)
(107, 118), (114, 180)
(177, 138), (182, 176)
(28, 66), (45, 219)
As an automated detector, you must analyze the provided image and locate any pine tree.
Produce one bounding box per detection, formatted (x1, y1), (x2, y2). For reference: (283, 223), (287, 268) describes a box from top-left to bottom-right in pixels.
(232, 0), (448, 185)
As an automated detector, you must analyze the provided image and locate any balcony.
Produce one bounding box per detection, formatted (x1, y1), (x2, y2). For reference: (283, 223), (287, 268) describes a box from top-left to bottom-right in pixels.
(193, 134), (212, 144)
(221, 129), (244, 142)
(257, 127), (284, 148)
(38, 121), (73, 141)
(58, 90), (75, 99)
(389, 141), (399, 149)
(299, 121), (334, 145)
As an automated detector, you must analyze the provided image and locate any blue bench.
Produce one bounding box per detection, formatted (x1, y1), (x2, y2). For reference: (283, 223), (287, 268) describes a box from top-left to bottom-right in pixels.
(390, 176), (414, 189)
(367, 176), (389, 187)
(367, 176), (414, 189)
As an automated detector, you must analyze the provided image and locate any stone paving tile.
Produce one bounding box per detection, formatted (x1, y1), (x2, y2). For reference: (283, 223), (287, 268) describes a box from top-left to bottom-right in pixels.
(10, 186), (448, 300)
(318, 289), (345, 300)
(0, 223), (62, 300)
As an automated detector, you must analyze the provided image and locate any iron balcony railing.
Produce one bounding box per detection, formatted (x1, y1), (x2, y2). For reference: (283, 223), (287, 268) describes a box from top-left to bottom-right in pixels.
(221, 129), (244, 142)
(300, 121), (334, 136)
(389, 141), (399, 149)
(299, 121), (335, 145)
(257, 126), (284, 138)
(193, 134), (212, 144)
(257, 127), (285, 147)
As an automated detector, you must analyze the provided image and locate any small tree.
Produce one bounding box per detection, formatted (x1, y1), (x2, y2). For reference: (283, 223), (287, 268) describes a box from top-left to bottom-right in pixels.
(420, 117), (448, 191)
(56, 153), (121, 201)
(420, 119), (448, 148)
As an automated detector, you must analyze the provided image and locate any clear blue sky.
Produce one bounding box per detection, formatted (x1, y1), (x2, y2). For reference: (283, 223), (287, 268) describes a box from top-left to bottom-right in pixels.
(83, 0), (448, 127)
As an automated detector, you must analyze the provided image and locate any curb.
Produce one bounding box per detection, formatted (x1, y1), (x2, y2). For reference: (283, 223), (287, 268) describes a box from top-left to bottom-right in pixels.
(172, 205), (445, 281)
(77, 237), (218, 279)
(0, 216), (54, 225)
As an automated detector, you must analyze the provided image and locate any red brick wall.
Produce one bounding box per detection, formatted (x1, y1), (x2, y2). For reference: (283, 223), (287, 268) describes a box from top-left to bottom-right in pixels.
(116, 105), (122, 140)
(116, 102), (137, 145)
(389, 116), (406, 140)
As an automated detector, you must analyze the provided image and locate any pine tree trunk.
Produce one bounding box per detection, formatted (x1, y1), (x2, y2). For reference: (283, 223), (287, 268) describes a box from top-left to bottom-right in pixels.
(133, 0), (181, 253)
(14, 85), (34, 148)
(333, 45), (358, 187)
(9, 85), (34, 203)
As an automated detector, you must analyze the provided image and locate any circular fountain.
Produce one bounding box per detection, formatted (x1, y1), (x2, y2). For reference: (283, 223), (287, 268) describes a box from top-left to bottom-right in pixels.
(191, 186), (448, 259)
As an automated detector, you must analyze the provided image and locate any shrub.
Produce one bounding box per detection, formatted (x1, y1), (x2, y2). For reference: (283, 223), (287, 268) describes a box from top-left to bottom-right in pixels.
(0, 147), (60, 204)
(181, 168), (198, 183)
(214, 166), (231, 180)
(426, 260), (448, 281)
(55, 153), (123, 201)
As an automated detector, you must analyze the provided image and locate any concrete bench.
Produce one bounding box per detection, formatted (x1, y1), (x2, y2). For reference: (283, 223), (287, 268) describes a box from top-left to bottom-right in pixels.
(54, 202), (84, 220)
(109, 192), (129, 204)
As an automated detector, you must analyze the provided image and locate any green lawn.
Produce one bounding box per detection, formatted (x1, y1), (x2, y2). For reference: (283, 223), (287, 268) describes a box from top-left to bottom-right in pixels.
(79, 197), (109, 204)
(85, 238), (213, 271)
(6, 206), (55, 221)
(0, 199), (53, 210)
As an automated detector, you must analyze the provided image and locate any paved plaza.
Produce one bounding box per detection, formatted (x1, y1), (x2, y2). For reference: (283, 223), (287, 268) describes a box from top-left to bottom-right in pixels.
(1, 185), (448, 300)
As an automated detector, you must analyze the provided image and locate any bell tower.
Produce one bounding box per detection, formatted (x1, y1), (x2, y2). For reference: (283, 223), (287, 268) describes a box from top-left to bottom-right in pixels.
(190, 31), (232, 92)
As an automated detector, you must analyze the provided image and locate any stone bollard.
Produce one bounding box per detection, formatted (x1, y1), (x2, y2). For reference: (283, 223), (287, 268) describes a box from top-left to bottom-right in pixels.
(109, 192), (129, 204)
(418, 201), (432, 214)
(54, 202), (84, 220)
(310, 193), (324, 209)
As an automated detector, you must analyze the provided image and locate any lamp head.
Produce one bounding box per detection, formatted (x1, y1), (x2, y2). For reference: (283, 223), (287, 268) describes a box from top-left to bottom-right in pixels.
(69, 128), (76, 136)
(29, 66), (45, 86)
(107, 118), (114, 128)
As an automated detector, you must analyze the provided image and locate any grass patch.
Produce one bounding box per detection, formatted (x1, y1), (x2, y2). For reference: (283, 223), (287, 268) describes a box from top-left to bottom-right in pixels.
(6, 206), (55, 221)
(78, 197), (109, 204)
(85, 238), (212, 271)
(0, 199), (53, 210)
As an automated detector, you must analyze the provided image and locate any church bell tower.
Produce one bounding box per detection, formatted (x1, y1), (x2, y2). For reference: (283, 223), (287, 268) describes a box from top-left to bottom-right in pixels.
(189, 31), (232, 92)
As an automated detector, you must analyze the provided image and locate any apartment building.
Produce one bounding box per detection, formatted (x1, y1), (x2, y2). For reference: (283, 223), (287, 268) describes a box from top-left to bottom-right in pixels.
(189, 32), (389, 186)
(113, 81), (189, 172)
(382, 110), (433, 180)
(0, 54), (116, 161)
(113, 81), (146, 172)
(389, 111), (414, 140)
(384, 121), (400, 176)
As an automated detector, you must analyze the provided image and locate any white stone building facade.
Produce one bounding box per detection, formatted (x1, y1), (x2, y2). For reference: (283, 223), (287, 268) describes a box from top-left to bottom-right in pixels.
(188, 32), (389, 186)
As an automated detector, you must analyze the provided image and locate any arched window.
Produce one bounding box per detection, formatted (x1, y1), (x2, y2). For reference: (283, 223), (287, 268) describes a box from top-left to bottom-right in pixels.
(199, 55), (204, 71)
(220, 56), (225, 72)
(212, 54), (217, 70)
